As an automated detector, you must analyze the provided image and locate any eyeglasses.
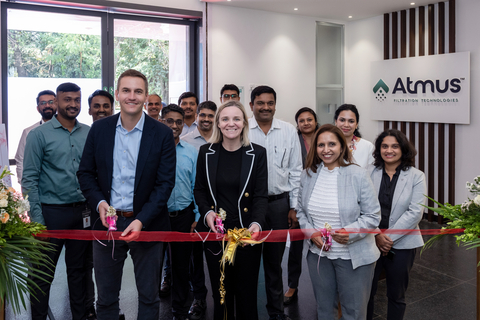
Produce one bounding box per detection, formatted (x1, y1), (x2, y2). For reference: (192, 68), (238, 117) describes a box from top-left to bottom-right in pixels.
(222, 94), (238, 99)
(39, 100), (55, 106)
(165, 118), (184, 126)
(198, 113), (215, 119)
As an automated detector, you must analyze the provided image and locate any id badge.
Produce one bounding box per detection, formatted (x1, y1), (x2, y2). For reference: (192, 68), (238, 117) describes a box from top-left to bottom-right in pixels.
(82, 207), (91, 228)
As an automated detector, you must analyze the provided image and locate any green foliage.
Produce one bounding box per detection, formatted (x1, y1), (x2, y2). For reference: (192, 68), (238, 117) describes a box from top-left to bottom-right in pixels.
(8, 29), (169, 101)
(114, 37), (169, 102)
(0, 166), (54, 314)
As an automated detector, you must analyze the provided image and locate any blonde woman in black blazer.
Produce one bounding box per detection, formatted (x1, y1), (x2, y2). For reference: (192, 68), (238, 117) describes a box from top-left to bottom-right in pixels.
(194, 100), (268, 320)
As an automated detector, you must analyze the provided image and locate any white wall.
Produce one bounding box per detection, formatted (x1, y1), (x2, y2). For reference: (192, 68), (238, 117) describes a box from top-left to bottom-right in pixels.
(207, 4), (341, 123)
(344, 0), (480, 203)
(454, 0), (480, 202)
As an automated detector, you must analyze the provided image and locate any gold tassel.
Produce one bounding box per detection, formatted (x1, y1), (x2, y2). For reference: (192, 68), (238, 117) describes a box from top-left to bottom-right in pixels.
(219, 228), (265, 307)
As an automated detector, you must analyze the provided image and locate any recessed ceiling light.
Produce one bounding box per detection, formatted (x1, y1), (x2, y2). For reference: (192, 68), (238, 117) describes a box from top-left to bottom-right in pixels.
(410, 2), (415, 5)
(294, 8), (298, 11)
(348, 15), (352, 18)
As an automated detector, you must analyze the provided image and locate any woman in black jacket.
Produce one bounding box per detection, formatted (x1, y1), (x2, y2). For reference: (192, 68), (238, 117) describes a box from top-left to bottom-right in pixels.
(194, 100), (268, 320)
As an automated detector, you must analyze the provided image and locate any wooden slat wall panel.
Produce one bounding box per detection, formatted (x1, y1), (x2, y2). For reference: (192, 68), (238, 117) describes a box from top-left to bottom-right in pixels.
(438, 123), (445, 224)
(428, 123), (435, 221)
(428, 4), (435, 55)
(449, 0), (456, 206)
(419, 6), (425, 56)
(401, 10), (407, 58)
(400, 122), (407, 134)
(392, 12), (398, 59)
(409, 8), (416, 57)
(449, 0), (456, 53)
(449, 124), (456, 204)
(438, 2), (445, 54)
(384, 13), (390, 60)
(418, 123), (425, 172)
(383, 1), (456, 222)
(409, 122), (416, 146)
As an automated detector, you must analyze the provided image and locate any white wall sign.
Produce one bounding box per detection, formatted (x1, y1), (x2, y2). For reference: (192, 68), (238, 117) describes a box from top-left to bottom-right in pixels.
(370, 52), (470, 124)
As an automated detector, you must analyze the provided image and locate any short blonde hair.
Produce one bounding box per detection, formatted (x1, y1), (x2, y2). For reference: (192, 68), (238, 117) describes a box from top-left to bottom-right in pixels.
(209, 100), (250, 147)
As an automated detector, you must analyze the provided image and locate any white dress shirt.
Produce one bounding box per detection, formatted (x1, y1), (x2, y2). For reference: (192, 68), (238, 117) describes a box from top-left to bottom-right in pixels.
(15, 120), (43, 184)
(248, 117), (302, 208)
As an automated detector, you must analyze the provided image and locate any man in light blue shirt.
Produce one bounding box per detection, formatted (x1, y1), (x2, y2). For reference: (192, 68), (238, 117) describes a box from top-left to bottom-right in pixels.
(23, 82), (90, 320)
(78, 69), (176, 320)
(160, 104), (200, 320)
(178, 91), (199, 137)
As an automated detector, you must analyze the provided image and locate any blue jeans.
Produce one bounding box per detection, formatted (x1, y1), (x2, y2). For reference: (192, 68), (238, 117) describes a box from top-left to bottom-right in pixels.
(93, 216), (164, 320)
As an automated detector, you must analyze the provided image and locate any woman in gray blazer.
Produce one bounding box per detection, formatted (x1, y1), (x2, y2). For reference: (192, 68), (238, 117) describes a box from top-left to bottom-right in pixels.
(366, 129), (426, 320)
(296, 124), (380, 320)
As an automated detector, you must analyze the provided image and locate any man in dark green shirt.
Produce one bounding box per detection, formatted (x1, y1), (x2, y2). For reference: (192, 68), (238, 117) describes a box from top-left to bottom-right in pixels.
(22, 82), (91, 320)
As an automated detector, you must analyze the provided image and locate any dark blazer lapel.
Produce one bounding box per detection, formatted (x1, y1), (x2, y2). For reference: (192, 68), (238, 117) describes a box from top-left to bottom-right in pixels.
(391, 169), (409, 213)
(135, 116), (155, 191)
(238, 144), (254, 196)
(106, 114), (119, 190)
(206, 143), (219, 199)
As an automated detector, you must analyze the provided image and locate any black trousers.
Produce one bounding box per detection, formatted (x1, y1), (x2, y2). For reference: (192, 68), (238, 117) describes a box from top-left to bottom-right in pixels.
(287, 238), (303, 289)
(190, 240), (208, 300)
(169, 206), (195, 316)
(263, 196), (289, 316)
(367, 248), (417, 320)
(205, 238), (262, 320)
(31, 204), (89, 320)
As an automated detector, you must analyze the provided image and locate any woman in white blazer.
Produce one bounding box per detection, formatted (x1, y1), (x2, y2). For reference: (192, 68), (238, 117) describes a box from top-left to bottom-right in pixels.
(366, 129), (426, 320)
(296, 124), (381, 320)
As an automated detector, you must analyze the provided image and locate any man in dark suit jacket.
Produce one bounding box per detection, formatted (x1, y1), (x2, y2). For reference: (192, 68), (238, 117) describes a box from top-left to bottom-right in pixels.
(77, 69), (176, 320)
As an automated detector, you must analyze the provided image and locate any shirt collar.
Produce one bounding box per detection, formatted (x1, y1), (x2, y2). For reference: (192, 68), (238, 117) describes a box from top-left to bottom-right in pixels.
(51, 115), (80, 130)
(177, 139), (186, 148)
(116, 112), (145, 132)
(250, 117), (281, 130)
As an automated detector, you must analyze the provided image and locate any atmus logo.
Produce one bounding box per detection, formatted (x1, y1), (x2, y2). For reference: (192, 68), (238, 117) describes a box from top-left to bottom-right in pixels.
(373, 79), (389, 102)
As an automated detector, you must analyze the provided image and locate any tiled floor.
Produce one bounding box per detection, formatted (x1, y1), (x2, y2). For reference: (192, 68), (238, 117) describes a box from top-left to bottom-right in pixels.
(5, 220), (477, 319)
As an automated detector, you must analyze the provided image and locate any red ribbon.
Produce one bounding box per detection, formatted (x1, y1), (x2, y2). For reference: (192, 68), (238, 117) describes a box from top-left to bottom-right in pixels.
(38, 228), (465, 242)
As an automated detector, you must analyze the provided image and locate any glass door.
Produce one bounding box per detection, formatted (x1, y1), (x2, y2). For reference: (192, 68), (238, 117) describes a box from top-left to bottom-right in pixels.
(2, 3), (199, 189)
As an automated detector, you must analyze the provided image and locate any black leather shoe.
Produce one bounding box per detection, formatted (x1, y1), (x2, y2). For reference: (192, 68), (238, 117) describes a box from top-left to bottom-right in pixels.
(283, 288), (298, 305)
(119, 309), (125, 320)
(86, 305), (96, 320)
(188, 298), (207, 320)
(159, 276), (171, 297)
(269, 314), (292, 320)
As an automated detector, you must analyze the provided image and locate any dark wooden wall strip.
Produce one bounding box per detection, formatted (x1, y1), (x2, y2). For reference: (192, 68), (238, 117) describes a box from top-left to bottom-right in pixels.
(409, 8), (416, 57)
(449, 124), (455, 204)
(449, 0), (456, 53)
(419, 6), (425, 56)
(418, 122), (425, 172)
(384, 13), (390, 59)
(448, 0), (456, 205)
(392, 12), (398, 59)
(438, 2), (445, 54)
(400, 122), (407, 134)
(438, 123), (445, 223)
(392, 121), (398, 129)
(427, 123), (435, 221)
(384, 121), (390, 131)
(400, 10), (407, 58)
(428, 4), (435, 55)
(409, 122), (416, 146)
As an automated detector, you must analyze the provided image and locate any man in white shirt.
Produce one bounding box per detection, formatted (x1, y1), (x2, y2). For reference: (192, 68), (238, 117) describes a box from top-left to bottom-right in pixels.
(248, 85), (302, 320)
(15, 89), (57, 184)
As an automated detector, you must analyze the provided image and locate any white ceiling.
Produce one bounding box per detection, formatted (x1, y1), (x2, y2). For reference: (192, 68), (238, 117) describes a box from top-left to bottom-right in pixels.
(203, 0), (440, 22)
